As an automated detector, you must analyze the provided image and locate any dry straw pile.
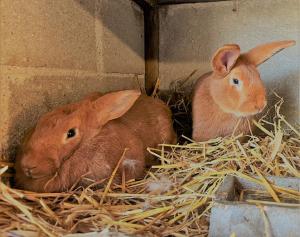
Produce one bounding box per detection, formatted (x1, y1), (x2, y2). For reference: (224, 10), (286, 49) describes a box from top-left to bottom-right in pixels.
(0, 87), (299, 236)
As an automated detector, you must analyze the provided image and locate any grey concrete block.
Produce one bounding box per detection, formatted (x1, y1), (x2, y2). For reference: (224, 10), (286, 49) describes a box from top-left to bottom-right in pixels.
(96, 0), (145, 74)
(0, 0), (97, 71)
(101, 74), (144, 92)
(210, 203), (300, 237)
(209, 175), (300, 237)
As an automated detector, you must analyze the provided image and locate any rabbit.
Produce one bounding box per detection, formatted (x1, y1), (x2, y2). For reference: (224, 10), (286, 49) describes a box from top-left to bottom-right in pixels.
(192, 40), (296, 141)
(15, 90), (177, 192)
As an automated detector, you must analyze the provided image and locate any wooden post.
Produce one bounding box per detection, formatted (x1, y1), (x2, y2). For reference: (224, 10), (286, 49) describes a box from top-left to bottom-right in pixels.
(144, 7), (159, 95)
(158, 0), (230, 5)
(133, 1), (159, 95)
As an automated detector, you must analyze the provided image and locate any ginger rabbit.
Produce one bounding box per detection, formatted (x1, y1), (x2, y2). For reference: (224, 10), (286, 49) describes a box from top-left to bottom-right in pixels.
(15, 90), (176, 192)
(192, 40), (295, 141)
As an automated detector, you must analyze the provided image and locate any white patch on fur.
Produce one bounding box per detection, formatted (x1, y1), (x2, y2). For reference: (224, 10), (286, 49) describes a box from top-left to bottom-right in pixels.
(146, 175), (173, 194)
(122, 159), (138, 170)
(142, 200), (152, 210)
(63, 228), (130, 237)
(99, 228), (131, 237)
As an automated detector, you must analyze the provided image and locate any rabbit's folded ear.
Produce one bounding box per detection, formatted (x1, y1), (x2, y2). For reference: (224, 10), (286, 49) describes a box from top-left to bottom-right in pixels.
(93, 90), (141, 125)
(242, 40), (296, 67)
(212, 44), (240, 76)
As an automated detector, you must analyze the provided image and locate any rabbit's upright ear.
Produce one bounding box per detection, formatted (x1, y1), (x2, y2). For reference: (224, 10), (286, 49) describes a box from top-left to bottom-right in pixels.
(212, 44), (240, 76)
(242, 40), (296, 67)
(93, 90), (141, 125)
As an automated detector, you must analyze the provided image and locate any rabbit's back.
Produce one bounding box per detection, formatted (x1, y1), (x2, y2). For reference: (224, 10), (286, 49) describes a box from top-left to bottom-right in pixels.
(119, 95), (176, 150)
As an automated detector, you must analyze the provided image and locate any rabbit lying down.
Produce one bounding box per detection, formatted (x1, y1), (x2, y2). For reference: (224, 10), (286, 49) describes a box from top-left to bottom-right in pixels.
(15, 90), (177, 192)
(192, 40), (296, 142)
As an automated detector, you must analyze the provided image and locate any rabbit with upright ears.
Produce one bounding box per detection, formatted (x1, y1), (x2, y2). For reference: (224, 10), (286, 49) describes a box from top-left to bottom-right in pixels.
(15, 90), (177, 192)
(192, 40), (296, 141)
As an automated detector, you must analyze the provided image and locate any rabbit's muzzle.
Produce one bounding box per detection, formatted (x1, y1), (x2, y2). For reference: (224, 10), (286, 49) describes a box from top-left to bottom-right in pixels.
(20, 154), (57, 179)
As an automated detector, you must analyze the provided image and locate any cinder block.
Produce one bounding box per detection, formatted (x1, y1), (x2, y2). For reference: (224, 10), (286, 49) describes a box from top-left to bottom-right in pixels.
(96, 0), (145, 74)
(0, 0), (97, 71)
(101, 74), (144, 92)
(0, 71), (144, 159)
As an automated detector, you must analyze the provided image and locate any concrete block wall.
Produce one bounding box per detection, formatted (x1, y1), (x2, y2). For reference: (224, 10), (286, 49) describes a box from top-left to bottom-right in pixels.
(0, 0), (145, 160)
(159, 0), (300, 123)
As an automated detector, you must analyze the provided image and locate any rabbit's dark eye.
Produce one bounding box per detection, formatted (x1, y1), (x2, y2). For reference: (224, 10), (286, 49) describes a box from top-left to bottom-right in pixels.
(67, 128), (76, 138)
(233, 78), (239, 85)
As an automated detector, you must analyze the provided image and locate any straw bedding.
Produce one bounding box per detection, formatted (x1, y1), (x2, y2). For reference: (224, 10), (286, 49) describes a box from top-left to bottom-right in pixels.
(0, 86), (299, 236)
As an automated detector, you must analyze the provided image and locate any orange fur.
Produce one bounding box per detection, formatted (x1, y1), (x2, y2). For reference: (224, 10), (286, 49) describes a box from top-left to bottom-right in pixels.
(192, 40), (295, 141)
(15, 91), (177, 192)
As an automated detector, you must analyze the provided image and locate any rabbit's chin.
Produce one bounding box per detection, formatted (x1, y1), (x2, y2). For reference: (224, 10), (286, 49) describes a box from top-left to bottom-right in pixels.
(24, 168), (57, 179)
(30, 173), (54, 179)
(222, 107), (261, 118)
(232, 110), (261, 118)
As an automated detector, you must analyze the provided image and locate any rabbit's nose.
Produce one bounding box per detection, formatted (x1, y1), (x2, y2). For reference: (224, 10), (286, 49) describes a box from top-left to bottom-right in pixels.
(23, 165), (37, 177)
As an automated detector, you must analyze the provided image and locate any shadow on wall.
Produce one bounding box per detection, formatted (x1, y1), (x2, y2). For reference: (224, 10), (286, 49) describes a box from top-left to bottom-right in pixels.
(75, 0), (144, 60)
(7, 77), (86, 158)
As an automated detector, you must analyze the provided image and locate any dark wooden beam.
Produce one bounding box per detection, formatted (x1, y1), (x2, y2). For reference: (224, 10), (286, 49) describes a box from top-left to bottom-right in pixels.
(133, 1), (159, 95)
(133, 0), (154, 10)
(144, 6), (159, 95)
(158, 0), (230, 5)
